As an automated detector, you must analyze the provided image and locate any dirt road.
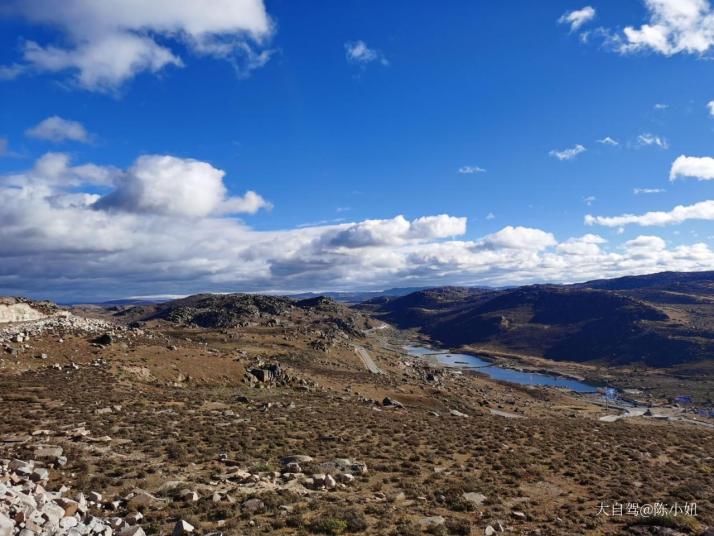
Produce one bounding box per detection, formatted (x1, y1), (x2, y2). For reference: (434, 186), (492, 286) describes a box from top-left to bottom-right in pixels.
(354, 345), (382, 374)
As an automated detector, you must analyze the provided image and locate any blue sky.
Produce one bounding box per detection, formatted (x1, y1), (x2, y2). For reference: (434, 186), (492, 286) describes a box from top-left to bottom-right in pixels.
(1, 0), (714, 301)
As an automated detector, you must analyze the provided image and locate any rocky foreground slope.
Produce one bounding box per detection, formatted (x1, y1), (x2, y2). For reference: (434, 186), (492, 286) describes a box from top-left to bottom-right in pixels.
(0, 293), (713, 536)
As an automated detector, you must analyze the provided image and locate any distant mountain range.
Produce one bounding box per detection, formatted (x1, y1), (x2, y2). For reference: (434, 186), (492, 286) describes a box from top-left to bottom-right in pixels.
(285, 287), (430, 304)
(359, 271), (714, 367)
(78, 287), (430, 307)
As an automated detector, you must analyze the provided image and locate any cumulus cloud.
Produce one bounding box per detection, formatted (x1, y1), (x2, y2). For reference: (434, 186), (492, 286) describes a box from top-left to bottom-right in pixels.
(2, 0), (274, 91)
(326, 215), (466, 248)
(3, 152), (118, 189)
(3, 152), (714, 301)
(669, 155), (714, 180)
(549, 144), (586, 160)
(558, 6), (596, 32)
(458, 165), (486, 174)
(708, 100), (714, 116)
(25, 116), (90, 143)
(344, 41), (388, 66)
(475, 226), (557, 251)
(91, 154), (270, 217)
(556, 234), (607, 256)
(624, 235), (666, 254)
(619, 0), (714, 56)
(597, 136), (619, 146)
(636, 133), (669, 149)
(585, 199), (714, 227)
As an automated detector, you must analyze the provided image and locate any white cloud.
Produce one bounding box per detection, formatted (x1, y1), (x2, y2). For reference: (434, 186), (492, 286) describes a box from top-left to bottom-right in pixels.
(344, 41), (388, 66)
(634, 187), (666, 194)
(3, 152), (119, 189)
(549, 144), (586, 160)
(475, 226), (557, 251)
(327, 214), (466, 248)
(458, 165), (486, 174)
(584, 196), (596, 206)
(485, 212), (495, 220)
(558, 6), (596, 31)
(670, 155), (714, 180)
(654, 103), (669, 109)
(708, 100), (714, 116)
(25, 116), (90, 143)
(2, 0), (274, 91)
(92, 154), (270, 217)
(637, 133), (669, 149)
(619, 0), (714, 56)
(597, 136), (619, 146)
(3, 153), (714, 301)
(624, 235), (666, 253)
(585, 199), (714, 227)
(556, 234), (607, 256)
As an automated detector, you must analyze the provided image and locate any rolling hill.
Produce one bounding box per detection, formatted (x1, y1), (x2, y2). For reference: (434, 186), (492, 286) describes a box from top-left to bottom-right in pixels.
(361, 271), (714, 367)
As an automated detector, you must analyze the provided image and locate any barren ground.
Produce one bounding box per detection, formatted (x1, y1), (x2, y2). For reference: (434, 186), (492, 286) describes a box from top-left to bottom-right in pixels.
(1, 309), (713, 536)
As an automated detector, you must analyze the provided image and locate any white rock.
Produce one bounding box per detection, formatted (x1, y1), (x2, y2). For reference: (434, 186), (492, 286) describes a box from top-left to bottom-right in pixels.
(60, 516), (78, 528)
(172, 519), (195, 536)
(0, 513), (13, 536)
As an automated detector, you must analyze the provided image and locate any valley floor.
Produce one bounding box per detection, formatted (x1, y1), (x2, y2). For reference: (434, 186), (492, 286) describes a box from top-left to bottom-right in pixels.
(1, 314), (713, 536)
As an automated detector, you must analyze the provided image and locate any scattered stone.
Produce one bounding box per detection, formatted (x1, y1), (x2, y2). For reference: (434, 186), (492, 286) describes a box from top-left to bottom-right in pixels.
(94, 333), (114, 346)
(285, 462), (301, 473)
(172, 519), (195, 536)
(420, 516), (445, 529)
(463, 492), (487, 506)
(382, 397), (404, 409)
(0, 456), (136, 536)
(282, 455), (313, 465)
(0, 513), (13, 536)
(318, 458), (368, 476)
(30, 467), (49, 482)
(337, 473), (355, 484)
(125, 490), (159, 510)
(241, 498), (264, 515)
(119, 527), (146, 536)
(124, 512), (143, 525)
(55, 497), (80, 516)
(179, 489), (199, 502)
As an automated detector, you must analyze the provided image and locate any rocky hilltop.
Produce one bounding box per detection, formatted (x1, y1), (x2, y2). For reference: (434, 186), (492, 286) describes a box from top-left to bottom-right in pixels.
(117, 294), (371, 334)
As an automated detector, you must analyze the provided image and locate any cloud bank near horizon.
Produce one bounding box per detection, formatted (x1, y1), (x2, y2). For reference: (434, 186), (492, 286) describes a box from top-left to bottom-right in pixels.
(2, 152), (713, 301)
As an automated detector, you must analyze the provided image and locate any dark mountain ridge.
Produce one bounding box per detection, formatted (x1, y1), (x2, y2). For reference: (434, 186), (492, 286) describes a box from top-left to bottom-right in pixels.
(361, 271), (714, 367)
